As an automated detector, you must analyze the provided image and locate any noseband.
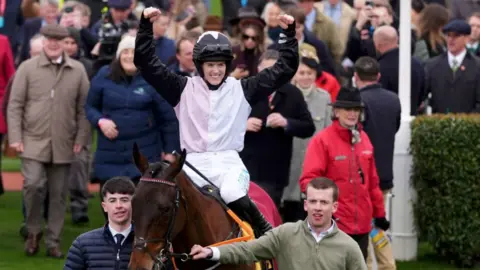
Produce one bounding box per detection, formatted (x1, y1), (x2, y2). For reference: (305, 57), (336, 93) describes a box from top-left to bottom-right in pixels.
(134, 177), (191, 269)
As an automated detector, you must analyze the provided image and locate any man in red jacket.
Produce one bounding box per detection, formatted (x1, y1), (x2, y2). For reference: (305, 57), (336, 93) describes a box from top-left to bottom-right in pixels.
(299, 86), (389, 260)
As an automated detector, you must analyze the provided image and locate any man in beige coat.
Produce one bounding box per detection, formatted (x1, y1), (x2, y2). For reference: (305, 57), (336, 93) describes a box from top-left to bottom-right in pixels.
(297, 0), (344, 63)
(7, 24), (90, 258)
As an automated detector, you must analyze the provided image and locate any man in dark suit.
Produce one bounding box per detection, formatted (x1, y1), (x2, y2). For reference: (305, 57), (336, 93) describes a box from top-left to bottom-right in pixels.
(467, 12), (480, 57)
(18, 0), (60, 64)
(167, 31), (200, 77)
(425, 20), (480, 114)
(354, 56), (400, 270)
(239, 50), (315, 207)
(373, 25), (425, 115)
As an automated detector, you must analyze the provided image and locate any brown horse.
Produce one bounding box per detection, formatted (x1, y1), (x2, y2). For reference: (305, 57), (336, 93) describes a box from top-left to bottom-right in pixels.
(128, 145), (256, 270)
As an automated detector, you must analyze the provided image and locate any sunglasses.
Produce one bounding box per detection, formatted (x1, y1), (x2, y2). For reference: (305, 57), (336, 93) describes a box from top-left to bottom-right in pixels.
(242, 34), (257, 42)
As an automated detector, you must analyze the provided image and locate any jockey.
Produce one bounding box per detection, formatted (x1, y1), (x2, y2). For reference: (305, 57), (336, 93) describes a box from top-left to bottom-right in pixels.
(134, 7), (299, 237)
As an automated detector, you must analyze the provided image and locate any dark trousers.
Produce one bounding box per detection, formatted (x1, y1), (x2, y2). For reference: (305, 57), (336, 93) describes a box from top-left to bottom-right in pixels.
(281, 200), (306, 222)
(349, 233), (370, 260)
(254, 180), (284, 208)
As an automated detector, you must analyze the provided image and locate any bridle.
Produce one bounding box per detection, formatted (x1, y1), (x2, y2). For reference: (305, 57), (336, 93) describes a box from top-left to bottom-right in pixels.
(133, 176), (191, 270)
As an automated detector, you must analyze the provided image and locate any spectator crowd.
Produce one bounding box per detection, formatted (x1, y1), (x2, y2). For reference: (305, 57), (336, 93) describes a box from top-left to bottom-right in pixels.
(0, 0), (479, 269)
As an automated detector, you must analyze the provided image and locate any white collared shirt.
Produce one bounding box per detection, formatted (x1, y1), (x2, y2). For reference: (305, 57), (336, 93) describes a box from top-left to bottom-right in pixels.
(307, 219), (336, 243)
(305, 8), (316, 31)
(51, 55), (62, 65)
(109, 224), (132, 245)
(467, 41), (479, 50)
(448, 49), (467, 69)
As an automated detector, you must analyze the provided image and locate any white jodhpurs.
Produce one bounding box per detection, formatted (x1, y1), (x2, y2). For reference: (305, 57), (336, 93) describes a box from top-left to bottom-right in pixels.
(183, 150), (250, 204)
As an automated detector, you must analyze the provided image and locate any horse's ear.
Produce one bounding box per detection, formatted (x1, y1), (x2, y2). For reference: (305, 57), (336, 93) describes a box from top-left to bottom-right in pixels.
(166, 148), (187, 177)
(133, 143), (149, 174)
(178, 148), (186, 168)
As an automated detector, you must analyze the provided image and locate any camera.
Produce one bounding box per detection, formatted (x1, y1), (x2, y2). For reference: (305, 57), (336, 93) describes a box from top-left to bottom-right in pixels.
(98, 17), (138, 61)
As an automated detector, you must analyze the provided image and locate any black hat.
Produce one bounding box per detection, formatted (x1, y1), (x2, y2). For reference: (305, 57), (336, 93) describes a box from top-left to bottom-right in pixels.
(229, 7), (266, 28)
(330, 87), (364, 108)
(442, 19), (471, 35)
(40, 24), (69, 40)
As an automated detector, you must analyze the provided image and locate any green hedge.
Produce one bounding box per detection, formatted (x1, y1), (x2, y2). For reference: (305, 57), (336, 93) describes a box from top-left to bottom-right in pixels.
(411, 114), (480, 267)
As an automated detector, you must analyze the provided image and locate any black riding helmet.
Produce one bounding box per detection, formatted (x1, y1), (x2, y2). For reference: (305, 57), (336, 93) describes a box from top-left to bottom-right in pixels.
(193, 31), (234, 87)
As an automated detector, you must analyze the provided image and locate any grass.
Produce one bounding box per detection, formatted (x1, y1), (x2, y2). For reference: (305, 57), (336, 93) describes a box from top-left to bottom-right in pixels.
(0, 192), (478, 269)
(2, 156), (21, 172)
(0, 191), (104, 269)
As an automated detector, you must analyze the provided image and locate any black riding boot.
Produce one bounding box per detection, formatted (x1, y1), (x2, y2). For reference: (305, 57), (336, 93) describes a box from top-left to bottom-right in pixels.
(227, 195), (273, 238)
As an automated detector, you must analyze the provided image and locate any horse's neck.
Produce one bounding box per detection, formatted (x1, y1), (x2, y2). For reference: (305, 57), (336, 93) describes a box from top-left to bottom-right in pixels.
(176, 172), (236, 248)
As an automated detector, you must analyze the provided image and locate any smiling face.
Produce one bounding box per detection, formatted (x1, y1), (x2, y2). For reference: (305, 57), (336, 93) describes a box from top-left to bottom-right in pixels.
(102, 192), (133, 226)
(202, 61), (226, 85)
(120, 48), (137, 75)
(294, 63), (317, 89)
(42, 37), (64, 60)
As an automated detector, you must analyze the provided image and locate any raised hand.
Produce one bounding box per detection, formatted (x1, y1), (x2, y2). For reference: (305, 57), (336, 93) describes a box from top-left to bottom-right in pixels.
(143, 7), (162, 23)
(277, 14), (295, 29)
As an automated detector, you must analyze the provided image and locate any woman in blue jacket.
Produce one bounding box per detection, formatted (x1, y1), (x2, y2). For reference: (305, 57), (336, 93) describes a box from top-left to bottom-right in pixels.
(85, 35), (179, 187)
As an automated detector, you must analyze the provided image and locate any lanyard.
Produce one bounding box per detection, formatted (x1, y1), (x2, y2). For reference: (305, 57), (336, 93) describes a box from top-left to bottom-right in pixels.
(0, 0), (5, 16)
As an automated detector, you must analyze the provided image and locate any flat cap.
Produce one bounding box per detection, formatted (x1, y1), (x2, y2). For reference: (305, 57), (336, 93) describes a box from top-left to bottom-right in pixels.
(442, 20), (471, 35)
(108, 0), (132, 9)
(40, 24), (69, 40)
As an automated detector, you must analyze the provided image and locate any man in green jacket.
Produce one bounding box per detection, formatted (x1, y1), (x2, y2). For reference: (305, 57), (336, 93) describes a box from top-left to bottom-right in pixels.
(190, 177), (367, 270)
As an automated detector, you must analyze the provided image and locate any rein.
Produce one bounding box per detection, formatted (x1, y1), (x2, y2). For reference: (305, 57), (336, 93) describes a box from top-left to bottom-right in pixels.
(134, 177), (192, 269)
(135, 174), (245, 270)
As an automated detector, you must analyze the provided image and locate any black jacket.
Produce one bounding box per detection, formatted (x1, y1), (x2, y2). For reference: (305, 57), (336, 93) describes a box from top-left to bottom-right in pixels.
(240, 83), (315, 189)
(133, 12), (299, 107)
(64, 225), (134, 270)
(360, 84), (401, 191)
(378, 48), (425, 115)
(424, 52), (480, 113)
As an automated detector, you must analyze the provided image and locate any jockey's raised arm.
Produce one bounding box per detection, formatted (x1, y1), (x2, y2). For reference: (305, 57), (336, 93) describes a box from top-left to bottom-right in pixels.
(134, 7), (298, 107)
(240, 21), (299, 105)
(134, 10), (188, 107)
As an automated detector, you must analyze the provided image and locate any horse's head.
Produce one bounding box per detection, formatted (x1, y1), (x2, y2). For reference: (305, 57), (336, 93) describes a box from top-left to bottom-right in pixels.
(129, 143), (188, 270)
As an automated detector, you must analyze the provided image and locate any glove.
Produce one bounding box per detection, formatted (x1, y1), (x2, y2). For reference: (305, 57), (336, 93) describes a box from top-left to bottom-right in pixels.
(374, 217), (390, 231)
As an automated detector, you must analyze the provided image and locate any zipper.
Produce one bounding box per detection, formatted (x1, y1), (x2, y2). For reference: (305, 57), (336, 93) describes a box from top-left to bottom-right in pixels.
(352, 144), (358, 234)
(115, 248), (120, 269)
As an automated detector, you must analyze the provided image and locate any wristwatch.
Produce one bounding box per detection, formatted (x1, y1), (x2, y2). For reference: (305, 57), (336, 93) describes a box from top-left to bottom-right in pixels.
(206, 248), (213, 259)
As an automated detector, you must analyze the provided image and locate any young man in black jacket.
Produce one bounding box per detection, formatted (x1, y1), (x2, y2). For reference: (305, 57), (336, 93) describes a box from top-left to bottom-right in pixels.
(64, 177), (135, 270)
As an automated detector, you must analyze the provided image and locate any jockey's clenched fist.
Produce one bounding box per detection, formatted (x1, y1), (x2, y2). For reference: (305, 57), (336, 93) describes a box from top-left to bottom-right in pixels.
(277, 14), (295, 29)
(143, 7), (162, 22)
